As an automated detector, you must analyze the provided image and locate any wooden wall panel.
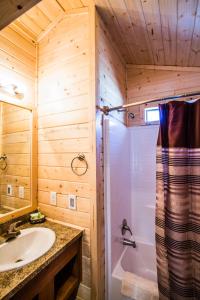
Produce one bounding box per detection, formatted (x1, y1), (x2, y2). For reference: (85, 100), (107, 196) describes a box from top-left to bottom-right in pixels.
(95, 11), (127, 300)
(96, 12), (127, 123)
(177, 0), (198, 66)
(127, 65), (200, 126)
(37, 12), (93, 300)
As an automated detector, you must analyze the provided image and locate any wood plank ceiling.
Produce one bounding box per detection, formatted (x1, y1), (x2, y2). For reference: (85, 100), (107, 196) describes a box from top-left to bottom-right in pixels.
(0, 0), (41, 30)
(2, 0), (200, 67)
(95, 0), (200, 67)
(7, 0), (89, 42)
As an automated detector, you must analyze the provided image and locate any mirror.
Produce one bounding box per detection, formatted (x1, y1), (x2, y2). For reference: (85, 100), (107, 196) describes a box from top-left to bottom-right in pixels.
(0, 101), (37, 222)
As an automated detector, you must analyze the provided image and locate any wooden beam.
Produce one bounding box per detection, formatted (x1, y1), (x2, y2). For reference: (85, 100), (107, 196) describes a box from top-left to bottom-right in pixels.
(0, 0), (41, 30)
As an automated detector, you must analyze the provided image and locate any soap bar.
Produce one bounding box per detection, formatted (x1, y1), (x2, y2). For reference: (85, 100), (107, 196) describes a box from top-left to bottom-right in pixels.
(30, 212), (45, 220)
(30, 212), (39, 219)
(30, 212), (46, 224)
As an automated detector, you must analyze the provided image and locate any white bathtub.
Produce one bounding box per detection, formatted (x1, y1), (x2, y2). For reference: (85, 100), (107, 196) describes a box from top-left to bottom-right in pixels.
(110, 240), (157, 300)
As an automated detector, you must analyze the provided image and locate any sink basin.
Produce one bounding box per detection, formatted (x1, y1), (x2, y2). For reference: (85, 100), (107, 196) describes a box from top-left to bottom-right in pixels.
(0, 227), (56, 272)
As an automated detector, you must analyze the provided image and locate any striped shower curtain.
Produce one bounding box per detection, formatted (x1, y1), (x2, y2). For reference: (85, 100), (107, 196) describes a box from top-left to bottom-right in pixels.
(156, 99), (200, 300)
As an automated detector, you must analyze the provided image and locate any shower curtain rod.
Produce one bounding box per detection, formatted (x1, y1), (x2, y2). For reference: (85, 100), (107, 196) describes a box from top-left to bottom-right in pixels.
(97, 90), (200, 115)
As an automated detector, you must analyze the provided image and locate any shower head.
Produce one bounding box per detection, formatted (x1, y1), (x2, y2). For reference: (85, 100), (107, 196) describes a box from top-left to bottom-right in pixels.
(128, 112), (135, 119)
(117, 108), (135, 119)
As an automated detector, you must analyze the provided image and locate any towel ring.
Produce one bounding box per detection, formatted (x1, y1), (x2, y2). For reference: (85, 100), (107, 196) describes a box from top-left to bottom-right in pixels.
(71, 154), (88, 176)
(0, 154), (7, 171)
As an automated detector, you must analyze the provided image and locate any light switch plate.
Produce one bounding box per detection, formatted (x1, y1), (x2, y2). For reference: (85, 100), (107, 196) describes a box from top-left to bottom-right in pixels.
(68, 194), (77, 210)
(50, 191), (57, 206)
(19, 186), (24, 198)
(7, 184), (12, 196)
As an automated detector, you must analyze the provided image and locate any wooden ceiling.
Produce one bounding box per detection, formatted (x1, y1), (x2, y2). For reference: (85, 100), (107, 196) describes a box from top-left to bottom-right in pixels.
(7, 0), (89, 42)
(3, 0), (200, 67)
(95, 0), (200, 67)
(0, 0), (41, 30)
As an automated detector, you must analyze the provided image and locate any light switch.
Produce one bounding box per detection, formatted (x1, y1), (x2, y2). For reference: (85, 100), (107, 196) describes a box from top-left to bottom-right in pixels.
(7, 184), (12, 196)
(68, 194), (77, 210)
(50, 191), (57, 206)
(19, 186), (24, 198)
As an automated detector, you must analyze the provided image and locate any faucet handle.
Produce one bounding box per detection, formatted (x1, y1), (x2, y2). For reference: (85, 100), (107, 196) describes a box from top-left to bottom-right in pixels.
(121, 219), (132, 236)
(8, 221), (22, 233)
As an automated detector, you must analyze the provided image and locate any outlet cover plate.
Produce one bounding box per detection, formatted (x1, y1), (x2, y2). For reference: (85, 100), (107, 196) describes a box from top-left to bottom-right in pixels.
(7, 184), (12, 196)
(19, 186), (24, 199)
(68, 194), (77, 210)
(50, 191), (57, 206)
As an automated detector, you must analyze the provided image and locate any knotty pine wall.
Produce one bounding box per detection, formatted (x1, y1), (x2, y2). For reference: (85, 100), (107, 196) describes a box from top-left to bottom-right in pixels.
(126, 65), (200, 126)
(0, 26), (36, 209)
(96, 12), (127, 124)
(37, 10), (95, 300)
(95, 11), (127, 299)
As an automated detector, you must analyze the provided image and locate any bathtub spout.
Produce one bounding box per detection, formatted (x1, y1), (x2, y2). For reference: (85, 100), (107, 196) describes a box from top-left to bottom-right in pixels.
(123, 238), (136, 248)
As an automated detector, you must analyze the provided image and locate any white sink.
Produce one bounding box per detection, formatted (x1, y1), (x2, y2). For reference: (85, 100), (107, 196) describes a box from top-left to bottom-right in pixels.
(0, 227), (56, 272)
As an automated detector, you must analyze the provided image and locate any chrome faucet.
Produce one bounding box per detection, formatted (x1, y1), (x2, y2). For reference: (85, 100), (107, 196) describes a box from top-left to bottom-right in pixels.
(4, 221), (21, 241)
(123, 238), (136, 248)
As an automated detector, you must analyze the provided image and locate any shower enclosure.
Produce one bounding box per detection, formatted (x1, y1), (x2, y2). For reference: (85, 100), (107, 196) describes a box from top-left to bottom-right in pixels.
(104, 117), (159, 300)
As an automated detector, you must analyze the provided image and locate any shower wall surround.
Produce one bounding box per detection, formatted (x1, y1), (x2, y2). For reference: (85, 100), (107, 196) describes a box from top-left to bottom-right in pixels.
(104, 123), (159, 300)
(129, 125), (159, 245)
(105, 124), (159, 271)
(105, 118), (131, 272)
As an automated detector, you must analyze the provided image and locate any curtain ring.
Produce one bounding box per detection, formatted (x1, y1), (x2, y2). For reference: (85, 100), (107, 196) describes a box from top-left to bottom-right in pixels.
(71, 153), (88, 176)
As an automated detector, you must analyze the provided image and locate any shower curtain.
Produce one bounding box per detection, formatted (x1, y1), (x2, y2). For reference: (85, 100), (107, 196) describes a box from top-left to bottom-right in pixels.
(156, 99), (200, 300)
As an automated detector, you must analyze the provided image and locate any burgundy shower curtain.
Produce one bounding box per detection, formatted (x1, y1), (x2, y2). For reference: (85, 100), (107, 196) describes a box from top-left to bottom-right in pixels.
(156, 99), (200, 300)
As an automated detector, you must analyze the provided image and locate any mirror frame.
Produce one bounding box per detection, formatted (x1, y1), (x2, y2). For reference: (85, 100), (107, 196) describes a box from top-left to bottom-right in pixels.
(0, 98), (37, 224)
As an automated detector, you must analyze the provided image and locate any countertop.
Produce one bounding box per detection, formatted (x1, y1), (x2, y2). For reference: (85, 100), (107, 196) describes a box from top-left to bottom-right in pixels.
(0, 220), (82, 300)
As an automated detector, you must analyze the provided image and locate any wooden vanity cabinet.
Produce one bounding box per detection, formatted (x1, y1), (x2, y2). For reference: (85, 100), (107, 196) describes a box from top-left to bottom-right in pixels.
(11, 237), (82, 300)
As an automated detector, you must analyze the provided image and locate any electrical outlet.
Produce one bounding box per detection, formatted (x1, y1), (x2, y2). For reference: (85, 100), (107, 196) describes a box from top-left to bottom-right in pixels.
(19, 186), (24, 199)
(68, 194), (77, 210)
(7, 184), (12, 196)
(50, 191), (57, 206)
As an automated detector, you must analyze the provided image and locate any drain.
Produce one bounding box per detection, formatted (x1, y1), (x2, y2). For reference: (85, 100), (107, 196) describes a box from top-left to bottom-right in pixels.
(15, 259), (23, 263)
